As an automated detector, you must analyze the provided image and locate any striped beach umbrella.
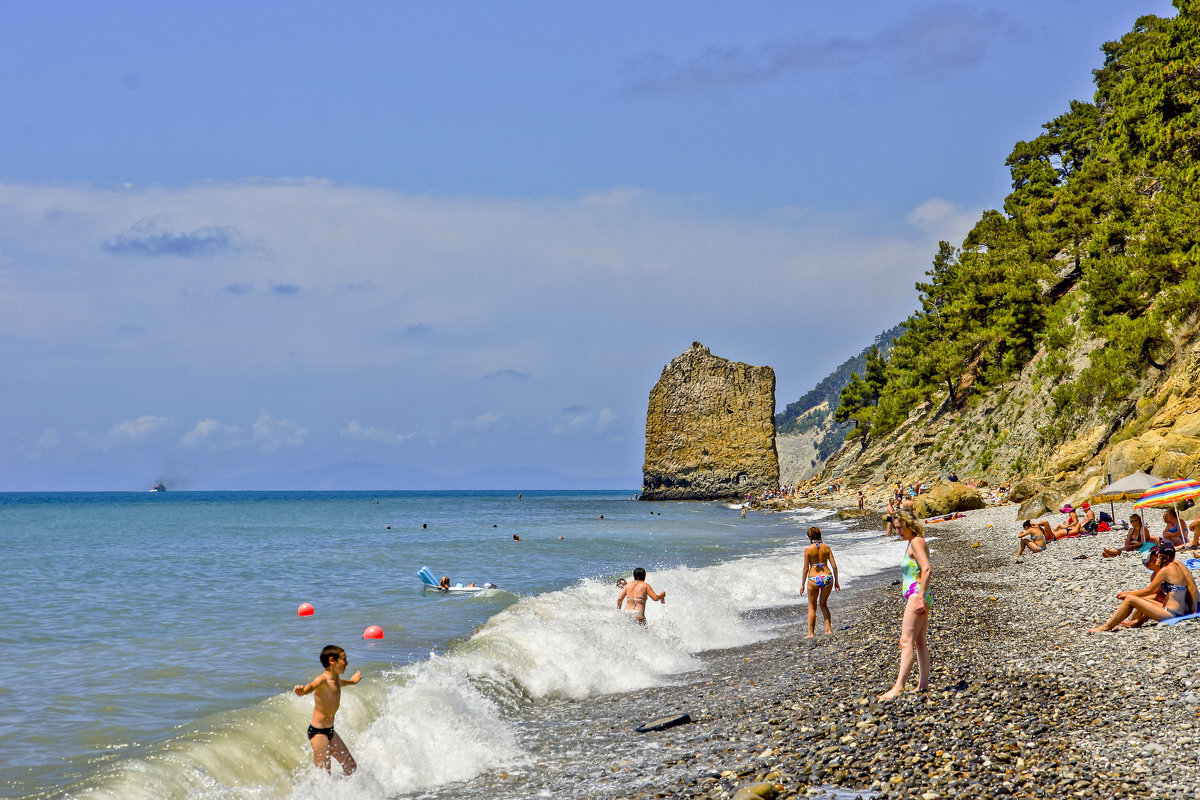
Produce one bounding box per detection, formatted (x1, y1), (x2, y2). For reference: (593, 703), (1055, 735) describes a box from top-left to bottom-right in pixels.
(1133, 479), (1200, 509)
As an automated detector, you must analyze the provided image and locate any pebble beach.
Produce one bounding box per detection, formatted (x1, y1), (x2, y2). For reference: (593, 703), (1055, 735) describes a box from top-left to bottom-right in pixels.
(452, 502), (1200, 800)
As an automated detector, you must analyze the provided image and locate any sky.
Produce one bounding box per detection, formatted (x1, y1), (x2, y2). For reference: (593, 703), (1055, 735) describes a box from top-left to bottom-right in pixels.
(0, 0), (1179, 490)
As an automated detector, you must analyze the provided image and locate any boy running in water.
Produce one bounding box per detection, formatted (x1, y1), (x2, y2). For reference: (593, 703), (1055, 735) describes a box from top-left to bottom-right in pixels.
(294, 644), (362, 774)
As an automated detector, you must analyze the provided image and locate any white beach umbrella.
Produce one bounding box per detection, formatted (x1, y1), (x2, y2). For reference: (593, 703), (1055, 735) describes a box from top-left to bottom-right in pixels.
(1091, 471), (1167, 523)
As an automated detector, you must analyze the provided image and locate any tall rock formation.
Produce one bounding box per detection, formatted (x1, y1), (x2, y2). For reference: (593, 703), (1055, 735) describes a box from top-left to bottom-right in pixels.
(642, 342), (780, 500)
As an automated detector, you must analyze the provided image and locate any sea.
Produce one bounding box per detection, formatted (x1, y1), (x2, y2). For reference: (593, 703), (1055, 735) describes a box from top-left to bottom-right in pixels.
(1, 490), (902, 800)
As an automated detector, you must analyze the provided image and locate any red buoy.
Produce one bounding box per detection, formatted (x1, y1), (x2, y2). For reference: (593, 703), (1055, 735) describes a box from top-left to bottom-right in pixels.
(297, 603), (314, 617)
(362, 625), (384, 639)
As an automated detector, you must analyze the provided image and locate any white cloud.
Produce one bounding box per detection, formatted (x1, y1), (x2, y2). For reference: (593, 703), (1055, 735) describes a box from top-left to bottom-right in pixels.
(453, 412), (502, 433)
(106, 415), (171, 446)
(906, 198), (979, 244)
(252, 411), (307, 452)
(180, 418), (242, 449)
(341, 420), (415, 446)
(553, 406), (617, 435)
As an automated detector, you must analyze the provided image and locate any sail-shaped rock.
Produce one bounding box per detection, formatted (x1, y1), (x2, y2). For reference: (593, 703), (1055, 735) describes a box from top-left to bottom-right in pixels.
(642, 342), (780, 500)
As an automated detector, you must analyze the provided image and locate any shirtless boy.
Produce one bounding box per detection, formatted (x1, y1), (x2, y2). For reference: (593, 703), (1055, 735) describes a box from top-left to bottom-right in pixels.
(293, 644), (362, 774)
(617, 567), (665, 625)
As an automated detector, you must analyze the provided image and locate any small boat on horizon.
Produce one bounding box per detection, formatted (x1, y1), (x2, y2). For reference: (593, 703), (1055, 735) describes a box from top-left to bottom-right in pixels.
(151, 482), (167, 492)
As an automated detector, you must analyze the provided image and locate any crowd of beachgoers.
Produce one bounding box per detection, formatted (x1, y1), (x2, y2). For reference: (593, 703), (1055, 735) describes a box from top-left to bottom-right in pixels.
(535, 497), (1200, 800)
(661, 479), (1200, 800)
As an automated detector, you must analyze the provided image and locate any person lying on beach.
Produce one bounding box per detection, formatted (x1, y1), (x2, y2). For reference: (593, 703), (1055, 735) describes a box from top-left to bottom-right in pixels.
(293, 644), (362, 774)
(1088, 542), (1198, 632)
(1103, 513), (1149, 557)
(617, 567), (665, 625)
(1052, 505), (1082, 538)
(801, 526), (840, 637)
(1015, 519), (1055, 558)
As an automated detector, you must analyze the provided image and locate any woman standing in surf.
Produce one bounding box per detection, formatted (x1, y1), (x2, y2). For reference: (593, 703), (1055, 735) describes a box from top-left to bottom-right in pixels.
(801, 526), (839, 637)
(879, 512), (932, 700)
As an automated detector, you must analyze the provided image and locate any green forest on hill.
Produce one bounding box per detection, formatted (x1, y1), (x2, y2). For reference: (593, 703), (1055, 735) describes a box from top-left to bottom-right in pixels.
(834, 1), (1200, 447)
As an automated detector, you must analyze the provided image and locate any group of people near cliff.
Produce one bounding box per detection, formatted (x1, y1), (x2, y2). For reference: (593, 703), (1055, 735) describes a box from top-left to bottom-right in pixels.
(1016, 503), (1200, 559)
(1012, 501), (1200, 630)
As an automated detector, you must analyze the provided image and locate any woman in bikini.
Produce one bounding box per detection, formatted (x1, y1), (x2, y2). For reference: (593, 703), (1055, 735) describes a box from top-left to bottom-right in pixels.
(1015, 519), (1054, 558)
(1051, 505), (1082, 538)
(801, 526), (840, 638)
(879, 512), (931, 700)
(1103, 513), (1149, 557)
(1089, 541), (1198, 632)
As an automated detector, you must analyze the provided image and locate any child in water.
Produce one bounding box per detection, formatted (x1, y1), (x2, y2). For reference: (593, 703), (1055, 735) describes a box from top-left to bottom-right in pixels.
(293, 644), (362, 774)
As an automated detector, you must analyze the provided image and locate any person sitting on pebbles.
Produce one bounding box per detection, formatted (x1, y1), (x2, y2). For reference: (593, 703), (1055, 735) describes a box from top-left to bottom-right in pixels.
(1103, 513), (1150, 557)
(1051, 505), (1082, 539)
(1118, 546), (1170, 628)
(1089, 541), (1198, 632)
(1015, 519), (1055, 558)
(1079, 502), (1098, 534)
(1160, 509), (1187, 548)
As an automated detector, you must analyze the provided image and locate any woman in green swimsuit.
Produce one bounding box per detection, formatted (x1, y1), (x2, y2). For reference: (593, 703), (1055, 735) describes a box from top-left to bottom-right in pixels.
(879, 512), (932, 701)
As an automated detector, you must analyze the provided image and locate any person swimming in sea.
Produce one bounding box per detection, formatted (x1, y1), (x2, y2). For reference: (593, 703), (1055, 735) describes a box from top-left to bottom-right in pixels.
(801, 526), (840, 637)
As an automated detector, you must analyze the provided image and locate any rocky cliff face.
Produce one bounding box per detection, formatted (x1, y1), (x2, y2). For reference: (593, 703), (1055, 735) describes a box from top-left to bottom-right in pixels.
(642, 342), (779, 500)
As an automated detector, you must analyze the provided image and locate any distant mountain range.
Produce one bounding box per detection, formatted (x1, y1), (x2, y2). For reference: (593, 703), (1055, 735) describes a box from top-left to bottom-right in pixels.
(192, 462), (639, 491)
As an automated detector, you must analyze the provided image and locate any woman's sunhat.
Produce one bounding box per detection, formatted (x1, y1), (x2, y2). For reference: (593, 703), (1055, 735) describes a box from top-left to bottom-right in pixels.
(1060, 504), (1075, 513)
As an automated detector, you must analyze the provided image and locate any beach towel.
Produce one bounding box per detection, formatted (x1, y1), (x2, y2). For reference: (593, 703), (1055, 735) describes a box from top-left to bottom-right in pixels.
(1160, 611), (1200, 627)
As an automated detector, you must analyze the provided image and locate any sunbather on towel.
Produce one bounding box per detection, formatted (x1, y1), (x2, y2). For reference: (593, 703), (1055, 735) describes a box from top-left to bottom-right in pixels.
(1052, 505), (1082, 538)
(1089, 542), (1198, 632)
(1119, 544), (1167, 628)
(1103, 513), (1149, 557)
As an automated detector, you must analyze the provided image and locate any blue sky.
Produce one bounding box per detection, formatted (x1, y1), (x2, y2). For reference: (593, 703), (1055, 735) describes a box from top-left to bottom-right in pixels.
(0, 1), (1177, 490)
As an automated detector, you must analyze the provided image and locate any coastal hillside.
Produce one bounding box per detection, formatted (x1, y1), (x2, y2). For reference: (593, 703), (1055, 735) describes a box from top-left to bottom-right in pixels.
(775, 323), (904, 484)
(792, 2), (1200, 507)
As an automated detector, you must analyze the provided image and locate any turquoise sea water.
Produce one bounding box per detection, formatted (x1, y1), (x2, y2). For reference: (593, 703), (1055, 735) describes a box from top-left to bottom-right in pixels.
(1, 490), (902, 800)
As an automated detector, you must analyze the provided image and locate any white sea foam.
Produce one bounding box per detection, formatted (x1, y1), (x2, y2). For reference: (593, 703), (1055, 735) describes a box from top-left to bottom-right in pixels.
(67, 529), (901, 800)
